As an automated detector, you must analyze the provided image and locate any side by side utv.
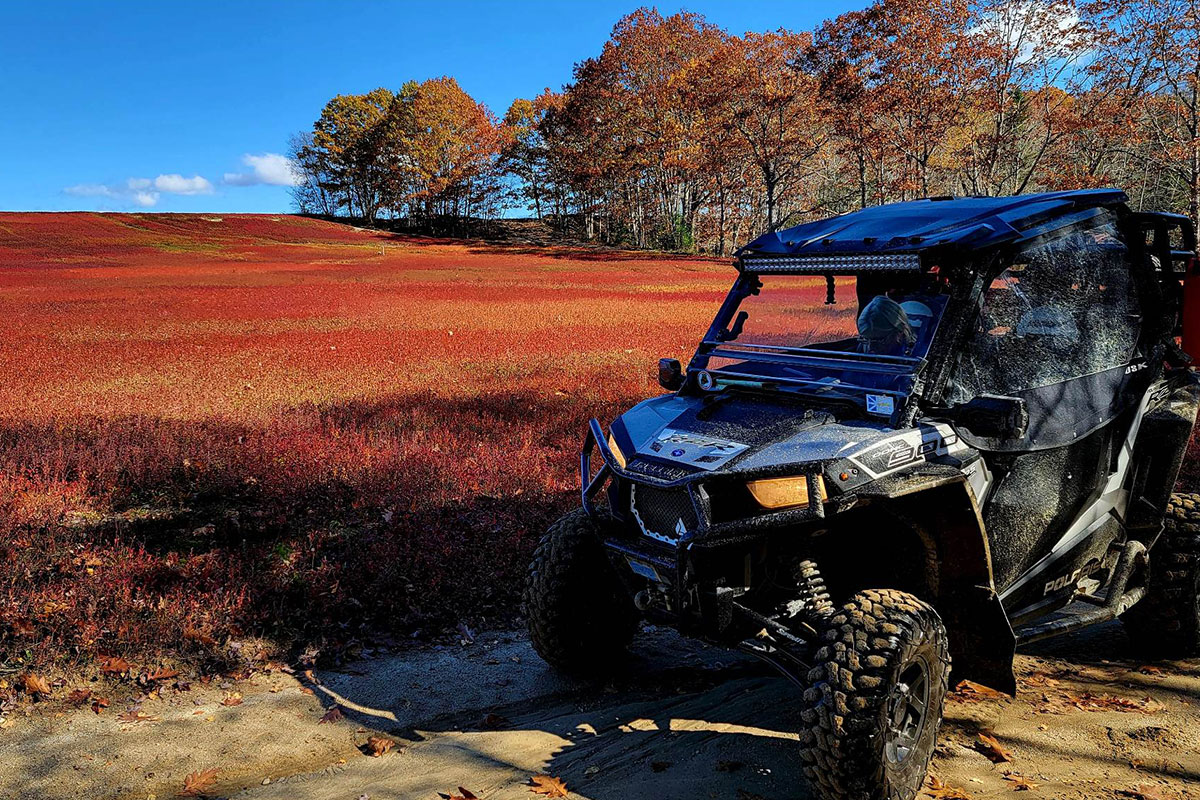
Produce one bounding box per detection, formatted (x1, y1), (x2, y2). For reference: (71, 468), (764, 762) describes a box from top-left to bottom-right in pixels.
(523, 189), (1200, 800)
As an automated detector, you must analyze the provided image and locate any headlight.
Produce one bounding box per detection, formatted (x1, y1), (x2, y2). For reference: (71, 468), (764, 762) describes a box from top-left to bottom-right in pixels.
(746, 475), (826, 509)
(607, 433), (627, 469)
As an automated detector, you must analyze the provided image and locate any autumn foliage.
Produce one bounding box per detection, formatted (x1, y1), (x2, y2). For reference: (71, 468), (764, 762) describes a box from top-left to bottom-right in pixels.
(0, 212), (729, 668)
(290, 1), (1200, 252)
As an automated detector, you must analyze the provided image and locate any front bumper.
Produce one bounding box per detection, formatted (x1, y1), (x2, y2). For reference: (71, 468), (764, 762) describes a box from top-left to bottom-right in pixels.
(581, 418), (830, 544)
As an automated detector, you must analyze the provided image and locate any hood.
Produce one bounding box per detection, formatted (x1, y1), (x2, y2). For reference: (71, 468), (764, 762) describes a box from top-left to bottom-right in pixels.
(612, 392), (897, 475)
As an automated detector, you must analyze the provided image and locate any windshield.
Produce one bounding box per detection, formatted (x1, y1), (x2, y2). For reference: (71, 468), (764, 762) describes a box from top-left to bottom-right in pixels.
(718, 274), (946, 358)
(696, 271), (949, 413)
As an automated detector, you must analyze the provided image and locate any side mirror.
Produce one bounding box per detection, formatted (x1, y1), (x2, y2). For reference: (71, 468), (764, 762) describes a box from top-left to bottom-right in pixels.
(932, 394), (1029, 439)
(658, 358), (684, 391)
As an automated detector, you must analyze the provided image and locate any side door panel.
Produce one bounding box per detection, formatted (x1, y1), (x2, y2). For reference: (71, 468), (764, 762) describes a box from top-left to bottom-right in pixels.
(944, 208), (1147, 613)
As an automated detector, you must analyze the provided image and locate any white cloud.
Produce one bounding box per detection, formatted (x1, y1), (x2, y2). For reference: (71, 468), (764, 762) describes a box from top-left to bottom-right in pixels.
(64, 183), (118, 198)
(973, 1), (1087, 66)
(62, 172), (215, 208)
(223, 153), (301, 187)
(153, 174), (213, 195)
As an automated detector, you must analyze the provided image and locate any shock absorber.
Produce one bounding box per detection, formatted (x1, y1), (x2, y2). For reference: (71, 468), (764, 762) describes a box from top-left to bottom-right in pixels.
(791, 559), (834, 621)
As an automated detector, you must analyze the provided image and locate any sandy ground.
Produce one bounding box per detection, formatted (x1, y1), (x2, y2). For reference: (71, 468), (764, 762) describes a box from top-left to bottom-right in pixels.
(2, 623), (1197, 800)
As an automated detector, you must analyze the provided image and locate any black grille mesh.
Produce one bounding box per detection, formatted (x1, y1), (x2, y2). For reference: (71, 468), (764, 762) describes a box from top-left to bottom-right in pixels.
(632, 485), (698, 542)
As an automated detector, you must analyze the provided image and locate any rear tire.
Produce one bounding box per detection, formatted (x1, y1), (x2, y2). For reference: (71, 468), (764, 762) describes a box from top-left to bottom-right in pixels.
(798, 589), (950, 800)
(523, 508), (638, 674)
(1122, 492), (1200, 657)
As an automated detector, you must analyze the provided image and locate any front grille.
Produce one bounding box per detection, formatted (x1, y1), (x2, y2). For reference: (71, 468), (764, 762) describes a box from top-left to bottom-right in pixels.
(631, 484), (698, 544)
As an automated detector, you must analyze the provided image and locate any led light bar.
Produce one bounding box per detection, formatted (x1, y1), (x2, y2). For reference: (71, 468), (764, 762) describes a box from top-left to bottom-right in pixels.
(741, 253), (922, 273)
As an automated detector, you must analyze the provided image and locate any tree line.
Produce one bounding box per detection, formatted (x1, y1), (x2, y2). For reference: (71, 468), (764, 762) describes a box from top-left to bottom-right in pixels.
(290, 0), (1200, 254)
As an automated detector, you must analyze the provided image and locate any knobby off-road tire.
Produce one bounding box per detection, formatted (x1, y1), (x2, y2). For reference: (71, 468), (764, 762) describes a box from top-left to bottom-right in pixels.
(798, 589), (950, 800)
(523, 508), (639, 674)
(1122, 492), (1200, 657)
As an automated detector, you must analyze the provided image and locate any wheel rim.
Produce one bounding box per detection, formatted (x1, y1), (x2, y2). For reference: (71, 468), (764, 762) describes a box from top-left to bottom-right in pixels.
(884, 655), (931, 765)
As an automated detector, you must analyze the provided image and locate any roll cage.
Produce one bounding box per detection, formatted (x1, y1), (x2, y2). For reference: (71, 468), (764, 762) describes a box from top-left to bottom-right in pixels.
(684, 199), (1194, 432)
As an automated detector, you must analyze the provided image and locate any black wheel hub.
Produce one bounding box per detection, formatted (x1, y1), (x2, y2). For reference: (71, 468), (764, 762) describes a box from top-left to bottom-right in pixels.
(884, 655), (931, 765)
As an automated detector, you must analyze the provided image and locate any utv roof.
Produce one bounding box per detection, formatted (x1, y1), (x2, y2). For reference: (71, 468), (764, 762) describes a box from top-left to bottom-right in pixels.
(737, 189), (1128, 266)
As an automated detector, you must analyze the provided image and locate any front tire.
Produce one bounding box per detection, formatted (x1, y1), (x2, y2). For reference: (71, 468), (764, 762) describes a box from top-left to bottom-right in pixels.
(1122, 492), (1200, 656)
(523, 508), (638, 674)
(798, 589), (950, 800)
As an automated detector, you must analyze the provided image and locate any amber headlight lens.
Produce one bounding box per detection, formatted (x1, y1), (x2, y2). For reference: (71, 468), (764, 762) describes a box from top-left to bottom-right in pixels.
(607, 433), (627, 469)
(746, 475), (827, 509)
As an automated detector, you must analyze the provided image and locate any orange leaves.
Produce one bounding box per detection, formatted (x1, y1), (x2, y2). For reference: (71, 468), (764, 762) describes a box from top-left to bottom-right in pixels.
(366, 735), (395, 757)
(318, 705), (344, 724)
(181, 767), (220, 796)
(529, 774), (569, 797)
(221, 692), (243, 707)
(1117, 785), (1179, 800)
(117, 709), (159, 724)
(446, 789), (479, 800)
(924, 776), (973, 799)
(99, 655), (132, 675)
(184, 628), (218, 647)
(952, 680), (1008, 702)
(66, 688), (92, 706)
(22, 673), (51, 698)
(91, 697), (110, 714)
(976, 732), (1014, 764)
(1003, 773), (1040, 791)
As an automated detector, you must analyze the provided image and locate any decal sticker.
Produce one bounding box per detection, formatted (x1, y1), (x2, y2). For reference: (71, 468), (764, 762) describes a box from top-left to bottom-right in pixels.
(848, 424), (964, 479)
(865, 394), (895, 416)
(649, 428), (749, 471)
(626, 557), (662, 583)
(1147, 380), (1170, 410)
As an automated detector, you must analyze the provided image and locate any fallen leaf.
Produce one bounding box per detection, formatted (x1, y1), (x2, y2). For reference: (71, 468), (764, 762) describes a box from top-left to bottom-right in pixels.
(976, 733), (1013, 764)
(147, 668), (179, 681)
(91, 697), (109, 714)
(1004, 773), (1040, 791)
(925, 775), (974, 799)
(66, 689), (92, 706)
(953, 680), (1007, 701)
(184, 627), (218, 647)
(1066, 692), (1165, 714)
(529, 774), (568, 797)
(22, 673), (51, 697)
(221, 692), (243, 707)
(1118, 785), (1177, 800)
(117, 710), (159, 724)
(99, 656), (132, 675)
(445, 789), (479, 800)
(318, 705), (344, 724)
(366, 736), (395, 757)
(181, 767), (219, 796)
(1136, 665), (1165, 676)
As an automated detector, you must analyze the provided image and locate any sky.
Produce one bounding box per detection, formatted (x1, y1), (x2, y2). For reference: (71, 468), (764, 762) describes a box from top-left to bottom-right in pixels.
(0, 0), (864, 213)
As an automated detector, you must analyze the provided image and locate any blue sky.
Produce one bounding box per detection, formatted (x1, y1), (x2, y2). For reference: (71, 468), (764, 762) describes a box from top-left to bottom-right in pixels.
(0, 0), (863, 213)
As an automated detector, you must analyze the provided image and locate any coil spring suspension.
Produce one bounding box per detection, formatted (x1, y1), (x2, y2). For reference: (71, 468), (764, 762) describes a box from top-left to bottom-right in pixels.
(791, 559), (834, 621)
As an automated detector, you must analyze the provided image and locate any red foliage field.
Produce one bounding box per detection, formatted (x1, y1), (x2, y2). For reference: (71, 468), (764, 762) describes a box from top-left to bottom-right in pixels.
(0, 212), (734, 668)
(3, 213), (1197, 672)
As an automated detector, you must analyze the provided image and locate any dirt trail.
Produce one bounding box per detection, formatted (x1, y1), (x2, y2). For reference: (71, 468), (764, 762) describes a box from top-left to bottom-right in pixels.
(3, 624), (1198, 800)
